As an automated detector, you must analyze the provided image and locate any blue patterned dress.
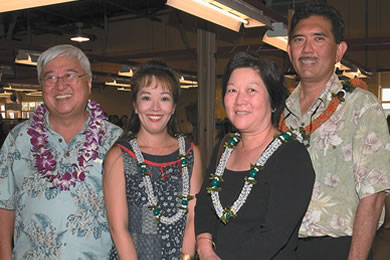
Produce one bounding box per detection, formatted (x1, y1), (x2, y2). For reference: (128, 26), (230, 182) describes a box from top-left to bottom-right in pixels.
(109, 139), (194, 260)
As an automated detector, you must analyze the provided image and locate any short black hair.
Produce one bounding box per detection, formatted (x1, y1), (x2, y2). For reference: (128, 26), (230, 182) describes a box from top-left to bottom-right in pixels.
(222, 52), (289, 127)
(289, 2), (345, 43)
(126, 60), (180, 137)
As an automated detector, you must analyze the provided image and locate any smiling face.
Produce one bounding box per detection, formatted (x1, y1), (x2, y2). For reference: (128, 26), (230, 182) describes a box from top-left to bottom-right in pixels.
(287, 15), (347, 86)
(134, 77), (176, 136)
(224, 67), (273, 134)
(41, 55), (91, 120)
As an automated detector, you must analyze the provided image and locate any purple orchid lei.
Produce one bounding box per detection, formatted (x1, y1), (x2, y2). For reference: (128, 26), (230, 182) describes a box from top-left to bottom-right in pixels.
(27, 100), (106, 191)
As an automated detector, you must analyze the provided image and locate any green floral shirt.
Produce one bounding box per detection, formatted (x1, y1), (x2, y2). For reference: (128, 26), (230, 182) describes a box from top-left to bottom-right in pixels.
(284, 74), (390, 237)
(0, 107), (122, 259)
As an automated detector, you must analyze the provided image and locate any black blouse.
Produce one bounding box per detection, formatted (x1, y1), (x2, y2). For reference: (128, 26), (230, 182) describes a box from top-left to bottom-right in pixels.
(195, 138), (315, 260)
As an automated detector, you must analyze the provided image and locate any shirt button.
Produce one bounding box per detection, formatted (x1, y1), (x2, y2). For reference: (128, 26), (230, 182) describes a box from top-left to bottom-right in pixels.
(58, 138), (63, 143)
(66, 152), (70, 157)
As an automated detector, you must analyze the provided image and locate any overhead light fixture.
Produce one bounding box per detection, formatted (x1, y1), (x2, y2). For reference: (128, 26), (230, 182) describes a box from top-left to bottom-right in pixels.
(342, 69), (367, 79)
(262, 22), (288, 52)
(15, 50), (40, 66)
(0, 0), (77, 13)
(166, 0), (271, 32)
(180, 76), (198, 88)
(118, 65), (134, 77)
(335, 62), (350, 71)
(26, 91), (43, 97)
(0, 91), (12, 97)
(117, 87), (131, 92)
(3, 84), (40, 92)
(105, 79), (131, 88)
(70, 22), (90, 43)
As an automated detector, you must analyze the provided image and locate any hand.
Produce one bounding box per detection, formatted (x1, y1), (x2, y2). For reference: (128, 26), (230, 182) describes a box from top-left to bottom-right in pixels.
(198, 250), (221, 260)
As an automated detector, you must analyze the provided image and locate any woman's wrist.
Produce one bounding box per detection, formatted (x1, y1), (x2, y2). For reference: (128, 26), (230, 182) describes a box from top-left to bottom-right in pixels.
(180, 252), (194, 260)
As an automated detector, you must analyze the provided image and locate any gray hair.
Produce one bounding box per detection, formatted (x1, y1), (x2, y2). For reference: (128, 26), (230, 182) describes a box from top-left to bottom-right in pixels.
(37, 44), (92, 83)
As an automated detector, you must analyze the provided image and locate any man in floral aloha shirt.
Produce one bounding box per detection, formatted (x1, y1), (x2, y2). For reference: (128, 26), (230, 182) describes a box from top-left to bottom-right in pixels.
(281, 2), (390, 260)
(0, 45), (122, 259)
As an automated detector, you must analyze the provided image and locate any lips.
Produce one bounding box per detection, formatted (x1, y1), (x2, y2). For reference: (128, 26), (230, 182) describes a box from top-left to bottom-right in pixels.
(148, 115), (162, 120)
(55, 94), (72, 99)
(299, 57), (318, 64)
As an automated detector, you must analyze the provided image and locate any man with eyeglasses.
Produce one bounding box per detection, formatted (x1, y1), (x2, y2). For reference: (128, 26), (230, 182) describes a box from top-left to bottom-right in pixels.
(279, 2), (390, 260)
(0, 44), (123, 259)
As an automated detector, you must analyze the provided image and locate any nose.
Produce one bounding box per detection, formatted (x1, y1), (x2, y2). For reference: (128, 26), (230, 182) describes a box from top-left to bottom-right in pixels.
(151, 100), (160, 111)
(235, 90), (248, 105)
(302, 39), (314, 54)
(54, 76), (67, 91)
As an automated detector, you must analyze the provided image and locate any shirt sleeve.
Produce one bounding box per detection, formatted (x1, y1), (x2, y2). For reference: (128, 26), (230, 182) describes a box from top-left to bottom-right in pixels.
(352, 91), (390, 198)
(0, 131), (17, 210)
(231, 141), (315, 259)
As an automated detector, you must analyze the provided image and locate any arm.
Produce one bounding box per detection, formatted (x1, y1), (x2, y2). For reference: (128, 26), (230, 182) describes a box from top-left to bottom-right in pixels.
(196, 233), (221, 260)
(181, 145), (203, 258)
(103, 146), (137, 260)
(348, 192), (386, 260)
(0, 208), (15, 260)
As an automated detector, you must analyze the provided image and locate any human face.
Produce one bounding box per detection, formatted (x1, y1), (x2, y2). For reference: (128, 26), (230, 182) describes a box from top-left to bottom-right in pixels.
(224, 68), (273, 134)
(134, 79), (176, 136)
(288, 16), (347, 85)
(41, 56), (91, 120)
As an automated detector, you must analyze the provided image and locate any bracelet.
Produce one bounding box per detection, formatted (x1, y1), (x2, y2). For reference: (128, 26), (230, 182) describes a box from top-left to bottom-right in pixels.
(180, 252), (194, 260)
(197, 236), (216, 249)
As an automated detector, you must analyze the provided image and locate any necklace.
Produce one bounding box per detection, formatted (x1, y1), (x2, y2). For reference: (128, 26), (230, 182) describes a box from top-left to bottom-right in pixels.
(208, 132), (293, 224)
(279, 80), (358, 145)
(129, 135), (192, 224)
(28, 100), (106, 191)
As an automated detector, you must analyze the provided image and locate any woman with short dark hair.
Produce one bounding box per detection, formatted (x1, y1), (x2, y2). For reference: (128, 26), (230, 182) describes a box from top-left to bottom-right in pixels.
(195, 52), (315, 259)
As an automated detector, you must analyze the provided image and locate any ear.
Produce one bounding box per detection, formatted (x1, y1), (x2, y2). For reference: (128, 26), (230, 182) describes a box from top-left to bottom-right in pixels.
(336, 41), (348, 62)
(88, 76), (92, 95)
(172, 104), (176, 115)
(133, 101), (138, 114)
(287, 43), (292, 61)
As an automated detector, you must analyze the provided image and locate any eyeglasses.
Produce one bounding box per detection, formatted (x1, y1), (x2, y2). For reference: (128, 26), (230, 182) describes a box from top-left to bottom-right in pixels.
(41, 73), (87, 87)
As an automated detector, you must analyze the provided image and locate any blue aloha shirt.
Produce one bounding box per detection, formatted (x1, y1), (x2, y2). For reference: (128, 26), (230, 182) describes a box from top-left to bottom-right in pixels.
(0, 105), (123, 259)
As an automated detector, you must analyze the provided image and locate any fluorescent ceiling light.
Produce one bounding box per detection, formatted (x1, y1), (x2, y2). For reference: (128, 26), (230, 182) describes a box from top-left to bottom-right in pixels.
(342, 69), (367, 79)
(15, 51), (39, 66)
(26, 91), (43, 96)
(262, 22), (288, 52)
(105, 79), (131, 88)
(0, 0), (77, 13)
(180, 76), (198, 88)
(167, 0), (271, 32)
(118, 65), (134, 77)
(335, 62), (350, 71)
(117, 87), (131, 92)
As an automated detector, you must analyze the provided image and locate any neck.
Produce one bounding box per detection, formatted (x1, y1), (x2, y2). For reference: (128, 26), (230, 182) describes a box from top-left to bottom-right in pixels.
(239, 126), (278, 152)
(49, 111), (89, 143)
(299, 80), (328, 115)
(136, 129), (177, 155)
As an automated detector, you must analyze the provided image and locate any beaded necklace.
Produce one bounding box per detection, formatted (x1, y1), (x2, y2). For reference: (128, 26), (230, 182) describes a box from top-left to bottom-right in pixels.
(208, 132), (293, 224)
(27, 101), (106, 191)
(129, 135), (192, 224)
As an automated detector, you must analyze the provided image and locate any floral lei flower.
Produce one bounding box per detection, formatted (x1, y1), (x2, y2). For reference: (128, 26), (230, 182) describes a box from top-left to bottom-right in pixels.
(279, 78), (367, 145)
(208, 131), (293, 224)
(27, 100), (106, 191)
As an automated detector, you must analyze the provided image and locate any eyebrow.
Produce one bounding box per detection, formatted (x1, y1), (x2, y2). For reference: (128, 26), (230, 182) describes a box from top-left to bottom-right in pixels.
(291, 32), (328, 39)
(42, 69), (79, 76)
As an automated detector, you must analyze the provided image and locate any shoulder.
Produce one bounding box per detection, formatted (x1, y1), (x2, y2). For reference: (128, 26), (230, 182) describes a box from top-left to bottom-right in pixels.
(102, 120), (123, 137)
(104, 145), (124, 166)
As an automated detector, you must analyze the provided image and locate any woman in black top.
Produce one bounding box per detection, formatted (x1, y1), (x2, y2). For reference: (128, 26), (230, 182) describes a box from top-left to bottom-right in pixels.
(195, 52), (315, 260)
